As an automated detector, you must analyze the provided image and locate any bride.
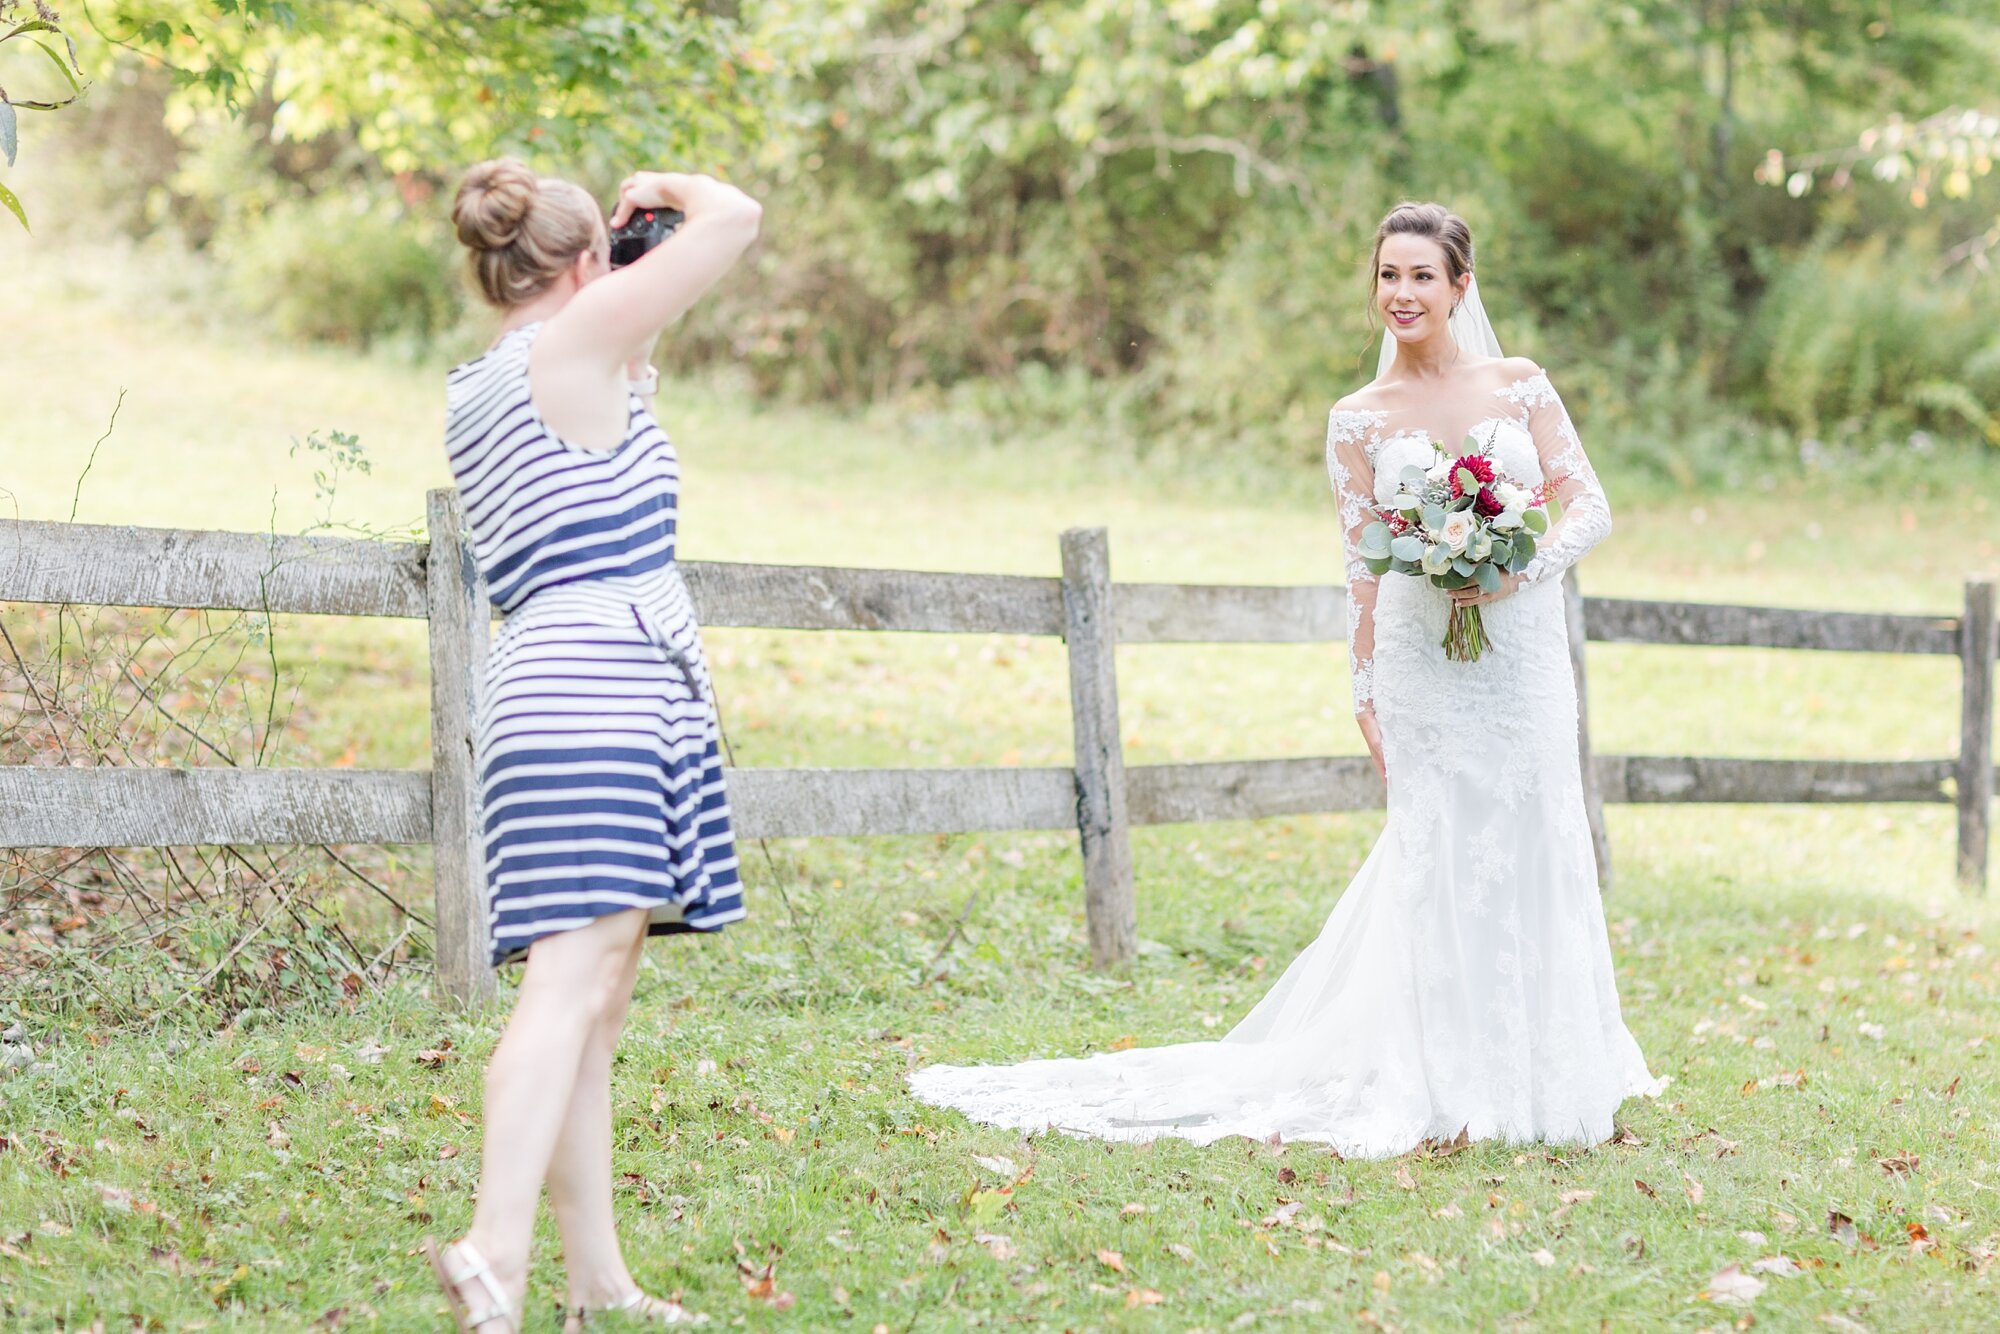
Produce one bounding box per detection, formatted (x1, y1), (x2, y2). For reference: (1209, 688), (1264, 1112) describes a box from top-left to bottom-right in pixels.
(907, 201), (1663, 1157)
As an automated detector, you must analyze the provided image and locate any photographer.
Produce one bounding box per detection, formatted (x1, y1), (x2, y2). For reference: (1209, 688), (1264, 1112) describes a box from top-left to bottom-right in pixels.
(424, 157), (760, 1333)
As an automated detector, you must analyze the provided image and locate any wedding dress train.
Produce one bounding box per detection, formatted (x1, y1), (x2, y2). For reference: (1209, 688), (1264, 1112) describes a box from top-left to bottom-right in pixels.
(908, 365), (1663, 1156)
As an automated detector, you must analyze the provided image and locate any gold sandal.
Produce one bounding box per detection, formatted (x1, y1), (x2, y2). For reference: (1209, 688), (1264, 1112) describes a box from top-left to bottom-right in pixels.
(422, 1236), (520, 1333)
(560, 1290), (708, 1330)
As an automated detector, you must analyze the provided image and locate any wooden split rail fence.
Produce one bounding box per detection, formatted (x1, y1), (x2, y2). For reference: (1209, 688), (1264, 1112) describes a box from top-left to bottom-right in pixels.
(2, 491), (1993, 1007)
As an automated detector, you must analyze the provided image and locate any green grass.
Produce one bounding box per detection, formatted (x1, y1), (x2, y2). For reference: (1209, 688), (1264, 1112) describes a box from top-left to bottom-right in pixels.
(4, 236), (2000, 1330)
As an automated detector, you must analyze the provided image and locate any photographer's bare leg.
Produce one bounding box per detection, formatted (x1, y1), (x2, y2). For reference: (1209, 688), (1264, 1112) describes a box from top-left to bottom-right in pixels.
(546, 925), (649, 1308)
(453, 909), (649, 1329)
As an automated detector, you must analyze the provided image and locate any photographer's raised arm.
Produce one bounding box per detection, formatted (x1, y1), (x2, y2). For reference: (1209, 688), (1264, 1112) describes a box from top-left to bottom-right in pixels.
(543, 172), (763, 372)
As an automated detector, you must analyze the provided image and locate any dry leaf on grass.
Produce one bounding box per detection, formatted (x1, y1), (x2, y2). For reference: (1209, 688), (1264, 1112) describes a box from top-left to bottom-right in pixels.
(1393, 1164), (1417, 1190)
(1096, 1249), (1126, 1273)
(1124, 1289), (1164, 1308)
(1701, 1263), (1765, 1305)
(975, 1232), (1015, 1261)
(1750, 1255), (1803, 1277)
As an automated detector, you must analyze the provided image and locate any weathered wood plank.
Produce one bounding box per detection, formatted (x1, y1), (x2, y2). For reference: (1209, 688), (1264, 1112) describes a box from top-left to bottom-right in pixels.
(1115, 583), (1345, 644)
(426, 490), (494, 1007)
(0, 519), (429, 618)
(1958, 579), (1996, 892)
(0, 767), (431, 847)
(1566, 572), (1614, 893)
(1582, 596), (1958, 655)
(727, 766), (1075, 838)
(1596, 755), (1955, 805)
(1063, 529), (1136, 967)
(1127, 757), (1383, 824)
(683, 561), (1062, 636)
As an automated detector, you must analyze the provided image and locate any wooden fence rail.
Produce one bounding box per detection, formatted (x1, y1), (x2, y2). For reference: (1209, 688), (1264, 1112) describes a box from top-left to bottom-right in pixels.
(2, 496), (1993, 1006)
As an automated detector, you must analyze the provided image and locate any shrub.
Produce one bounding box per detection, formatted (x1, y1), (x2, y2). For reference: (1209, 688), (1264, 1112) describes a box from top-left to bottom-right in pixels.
(227, 193), (463, 348)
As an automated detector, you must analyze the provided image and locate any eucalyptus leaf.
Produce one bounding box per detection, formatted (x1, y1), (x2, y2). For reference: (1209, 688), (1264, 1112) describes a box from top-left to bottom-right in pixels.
(0, 100), (15, 169)
(1513, 530), (1538, 564)
(1456, 467), (1479, 494)
(1421, 503), (1447, 533)
(1358, 522), (1392, 558)
(1452, 556), (1476, 576)
(1524, 508), (1551, 535)
(1475, 563), (1503, 593)
(1420, 545), (1453, 576)
(1491, 509), (1522, 530)
(1364, 554), (1393, 577)
(1400, 464), (1428, 488)
(1390, 534), (1425, 564)
(1489, 537), (1514, 565)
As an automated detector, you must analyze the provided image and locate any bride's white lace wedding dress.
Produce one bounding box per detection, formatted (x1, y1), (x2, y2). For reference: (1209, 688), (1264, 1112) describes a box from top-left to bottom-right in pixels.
(908, 360), (1663, 1157)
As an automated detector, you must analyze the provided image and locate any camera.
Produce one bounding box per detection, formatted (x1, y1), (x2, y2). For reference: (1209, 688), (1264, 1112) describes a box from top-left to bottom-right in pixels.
(608, 207), (685, 269)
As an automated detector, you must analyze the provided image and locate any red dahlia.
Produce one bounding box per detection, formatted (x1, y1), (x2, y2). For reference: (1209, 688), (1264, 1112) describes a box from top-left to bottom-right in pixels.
(1448, 454), (1497, 500)
(1474, 486), (1504, 518)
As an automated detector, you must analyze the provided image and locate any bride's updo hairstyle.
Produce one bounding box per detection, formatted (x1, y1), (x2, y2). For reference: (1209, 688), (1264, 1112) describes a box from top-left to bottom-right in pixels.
(452, 157), (605, 309)
(1365, 201), (1474, 331)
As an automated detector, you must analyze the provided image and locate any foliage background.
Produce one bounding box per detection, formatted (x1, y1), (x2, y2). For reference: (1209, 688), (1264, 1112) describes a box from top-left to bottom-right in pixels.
(4, 0), (1995, 488)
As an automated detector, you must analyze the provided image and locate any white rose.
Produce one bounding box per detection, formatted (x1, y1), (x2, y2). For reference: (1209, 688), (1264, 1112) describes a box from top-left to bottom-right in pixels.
(1495, 481), (1528, 511)
(1440, 510), (1476, 555)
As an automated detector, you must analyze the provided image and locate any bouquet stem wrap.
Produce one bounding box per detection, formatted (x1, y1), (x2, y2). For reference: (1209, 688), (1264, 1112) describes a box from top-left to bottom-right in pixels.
(1443, 604), (1492, 662)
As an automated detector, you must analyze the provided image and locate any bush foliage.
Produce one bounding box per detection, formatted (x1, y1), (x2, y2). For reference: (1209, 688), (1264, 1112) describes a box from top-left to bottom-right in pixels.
(41, 0), (2000, 477)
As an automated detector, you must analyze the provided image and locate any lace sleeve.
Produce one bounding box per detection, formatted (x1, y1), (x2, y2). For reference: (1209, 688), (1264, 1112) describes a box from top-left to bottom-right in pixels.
(1326, 409), (1380, 717)
(1506, 369), (1611, 588)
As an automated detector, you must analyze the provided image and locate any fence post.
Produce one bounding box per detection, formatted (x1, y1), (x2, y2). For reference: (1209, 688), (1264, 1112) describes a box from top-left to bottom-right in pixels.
(1958, 577), (1995, 894)
(427, 488), (495, 1006)
(1061, 527), (1136, 967)
(1564, 569), (1613, 894)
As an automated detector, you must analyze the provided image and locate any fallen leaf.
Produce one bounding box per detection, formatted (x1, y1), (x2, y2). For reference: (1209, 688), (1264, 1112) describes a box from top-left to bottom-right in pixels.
(971, 1154), (1018, 1179)
(266, 1121), (290, 1149)
(1529, 1248), (1555, 1267)
(1393, 1164), (1417, 1191)
(1750, 1256), (1802, 1277)
(354, 1042), (388, 1065)
(974, 1232), (1015, 1261)
(1166, 1242), (1195, 1261)
(1125, 1288), (1164, 1308)
(1634, 1179), (1658, 1199)
(1876, 1150), (1919, 1178)
(1827, 1210), (1859, 1247)
(415, 1041), (455, 1069)
(1558, 1190), (1597, 1206)
(96, 1184), (133, 1211)
(1702, 1263), (1765, 1305)
(1683, 1173), (1705, 1206)
(1372, 1270), (1391, 1294)
(1096, 1249), (1126, 1273)
(1121, 1202), (1147, 1218)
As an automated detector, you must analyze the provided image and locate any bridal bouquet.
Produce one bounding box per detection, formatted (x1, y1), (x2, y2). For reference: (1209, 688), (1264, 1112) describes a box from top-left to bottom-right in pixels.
(1357, 434), (1553, 661)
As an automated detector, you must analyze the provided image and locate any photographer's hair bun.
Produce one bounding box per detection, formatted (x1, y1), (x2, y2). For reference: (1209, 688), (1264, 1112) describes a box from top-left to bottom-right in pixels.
(452, 157), (605, 308)
(453, 157), (538, 252)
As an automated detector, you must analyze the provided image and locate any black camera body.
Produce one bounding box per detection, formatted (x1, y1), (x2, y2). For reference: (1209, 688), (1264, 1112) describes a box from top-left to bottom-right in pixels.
(608, 207), (685, 269)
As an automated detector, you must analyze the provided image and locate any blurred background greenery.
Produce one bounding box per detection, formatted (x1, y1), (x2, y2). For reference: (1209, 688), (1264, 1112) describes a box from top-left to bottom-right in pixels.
(4, 0), (1996, 494)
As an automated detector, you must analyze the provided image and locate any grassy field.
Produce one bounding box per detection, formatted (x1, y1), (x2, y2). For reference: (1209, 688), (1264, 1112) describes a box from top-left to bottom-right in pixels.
(4, 236), (2000, 1330)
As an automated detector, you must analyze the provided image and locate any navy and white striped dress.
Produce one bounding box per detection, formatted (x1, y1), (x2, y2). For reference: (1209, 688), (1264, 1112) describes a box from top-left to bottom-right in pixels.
(445, 322), (744, 966)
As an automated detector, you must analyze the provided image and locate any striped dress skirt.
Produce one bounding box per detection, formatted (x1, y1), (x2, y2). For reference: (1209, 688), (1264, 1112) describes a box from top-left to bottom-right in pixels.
(476, 576), (744, 967)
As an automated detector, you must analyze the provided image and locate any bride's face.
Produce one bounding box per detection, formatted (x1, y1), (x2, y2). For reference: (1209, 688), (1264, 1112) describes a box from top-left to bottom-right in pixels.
(1375, 234), (1467, 348)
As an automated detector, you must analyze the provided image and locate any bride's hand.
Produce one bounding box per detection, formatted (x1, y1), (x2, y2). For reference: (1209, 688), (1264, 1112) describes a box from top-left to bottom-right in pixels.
(1448, 571), (1524, 609)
